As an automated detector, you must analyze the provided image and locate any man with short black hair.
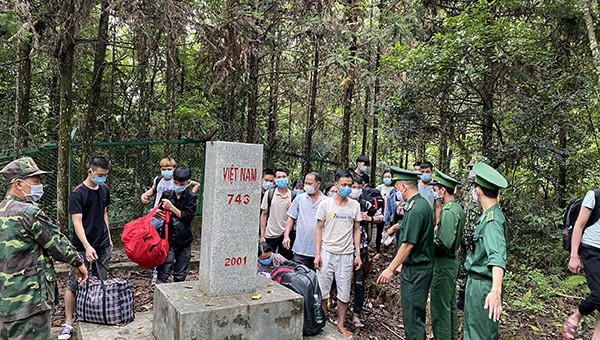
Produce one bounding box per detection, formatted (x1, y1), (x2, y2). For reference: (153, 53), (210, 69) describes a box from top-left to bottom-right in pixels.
(413, 161), (422, 172)
(418, 161), (435, 208)
(61, 155), (112, 339)
(261, 167), (294, 259)
(283, 172), (325, 269)
(377, 169), (434, 340)
(355, 155), (370, 186)
(155, 167), (197, 283)
(261, 168), (275, 194)
(315, 170), (362, 339)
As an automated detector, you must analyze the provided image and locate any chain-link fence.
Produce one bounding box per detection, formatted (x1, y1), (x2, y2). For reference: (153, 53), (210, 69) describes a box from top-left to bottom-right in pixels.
(0, 139), (342, 233)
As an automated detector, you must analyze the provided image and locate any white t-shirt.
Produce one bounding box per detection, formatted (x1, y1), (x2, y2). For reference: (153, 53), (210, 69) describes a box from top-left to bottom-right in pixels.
(316, 197), (362, 255)
(153, 177), (174, 207)
(581, 190), (600, 249)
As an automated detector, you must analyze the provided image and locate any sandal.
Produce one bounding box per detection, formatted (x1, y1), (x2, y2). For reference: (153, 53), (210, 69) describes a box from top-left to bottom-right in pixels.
(352, 316), (365, 329)
(561, 320), (578, 340)
(337, 327), (354, 339)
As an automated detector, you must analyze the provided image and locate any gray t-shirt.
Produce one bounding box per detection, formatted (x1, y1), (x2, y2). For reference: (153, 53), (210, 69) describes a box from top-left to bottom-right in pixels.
(418, 182), (435, 208)
(581, 190), (600, 249)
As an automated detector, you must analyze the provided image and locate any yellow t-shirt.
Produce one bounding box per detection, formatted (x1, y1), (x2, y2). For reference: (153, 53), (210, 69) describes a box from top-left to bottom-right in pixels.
(316, 198), (362, 254)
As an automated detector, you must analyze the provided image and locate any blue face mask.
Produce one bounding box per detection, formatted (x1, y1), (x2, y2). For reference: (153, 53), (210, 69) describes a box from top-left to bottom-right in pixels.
(421, 174), (432, 182)
(262, 182), (274, 191)
(259, 256), (273, 265)
(294, 189), (304, 195)
(92, 176), (106, 184)
(328, 192), (336, 197)
(173, 185), (188, 193)
(338, 187), (352, 197)
(360, 166), (368, 173)
(275, 178), (289, 188)
(383, 178), (392, 185)
(162, 170), (173, 179)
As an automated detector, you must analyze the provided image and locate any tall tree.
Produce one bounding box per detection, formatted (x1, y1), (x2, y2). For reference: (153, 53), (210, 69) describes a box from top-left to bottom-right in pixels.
(581, 0), (600, 85)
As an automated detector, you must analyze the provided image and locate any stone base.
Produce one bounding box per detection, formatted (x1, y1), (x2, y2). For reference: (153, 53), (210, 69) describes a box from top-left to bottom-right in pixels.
(153, 276), (304, 340)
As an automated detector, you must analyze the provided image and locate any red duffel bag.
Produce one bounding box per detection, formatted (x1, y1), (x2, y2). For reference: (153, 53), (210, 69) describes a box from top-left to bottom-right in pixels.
(121, 205), (170, 268)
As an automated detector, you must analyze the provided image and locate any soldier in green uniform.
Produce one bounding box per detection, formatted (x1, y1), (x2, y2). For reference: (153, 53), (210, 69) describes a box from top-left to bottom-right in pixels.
(457, 155), (489, 311)
(0, 157), (88, 340)
(464, 163), (508, 340)
(377, 169), (434, 340)
(430, 170), (465, 340)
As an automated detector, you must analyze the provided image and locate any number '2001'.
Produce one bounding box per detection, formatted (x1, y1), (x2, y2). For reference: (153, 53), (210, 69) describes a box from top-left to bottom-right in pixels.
(225, 257), (247, 267)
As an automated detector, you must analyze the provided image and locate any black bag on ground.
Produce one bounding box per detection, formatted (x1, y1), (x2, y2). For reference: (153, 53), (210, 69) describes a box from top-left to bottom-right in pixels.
(274, 261), (325, 336)
(562, 188), (600, 252)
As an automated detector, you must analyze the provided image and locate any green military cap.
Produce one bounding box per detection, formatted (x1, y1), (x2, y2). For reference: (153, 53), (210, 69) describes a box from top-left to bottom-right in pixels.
(433, 169), (460, 189)
(472, 163), (507, 190)
(0, 157), (50, 185)
(389, 166), (421, 181)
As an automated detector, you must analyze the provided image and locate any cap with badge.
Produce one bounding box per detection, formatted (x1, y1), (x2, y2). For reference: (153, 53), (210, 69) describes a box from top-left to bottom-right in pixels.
(433, 169), (460, 189)
(0, 157), (50, 185)
(389, 166), (421, 182)
(472, 163), (507, 190)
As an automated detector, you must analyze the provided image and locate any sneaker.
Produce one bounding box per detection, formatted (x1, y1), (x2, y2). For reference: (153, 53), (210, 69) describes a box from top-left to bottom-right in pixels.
(58, 324), (74, 340)
(151, 268), (158, 285)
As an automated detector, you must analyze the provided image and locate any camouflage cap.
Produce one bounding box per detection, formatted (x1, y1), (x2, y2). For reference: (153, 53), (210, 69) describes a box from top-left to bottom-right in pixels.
(0, 157), (50, 185)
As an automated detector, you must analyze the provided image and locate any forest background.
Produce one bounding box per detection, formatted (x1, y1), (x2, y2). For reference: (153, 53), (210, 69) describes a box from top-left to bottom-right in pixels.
(2, 0), (600, 337)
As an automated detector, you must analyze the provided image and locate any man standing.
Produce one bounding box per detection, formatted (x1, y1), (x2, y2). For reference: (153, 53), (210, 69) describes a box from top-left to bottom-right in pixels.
(377, 169), (434, 340)
(417, 161), (435, 208)
(354, 155), (370, 186)
(260, 167), (294, 259)
(0, 157), (88, 340)
(430, 170), (465, 340)
(315, 170), (362, 339)
(61, 155), (112, 340)
(283, 172), (325, 269)
(464, 163), (508, 340)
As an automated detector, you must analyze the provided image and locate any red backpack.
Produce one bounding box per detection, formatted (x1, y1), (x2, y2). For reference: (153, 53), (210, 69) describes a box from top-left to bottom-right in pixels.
(121, 205), (170, 268)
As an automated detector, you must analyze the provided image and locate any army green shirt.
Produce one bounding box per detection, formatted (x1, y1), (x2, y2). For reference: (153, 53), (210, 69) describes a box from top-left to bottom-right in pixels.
(465, 204), (507, 278)
(0, 196), (83, 321)
(434, 199), (466, 258)
(400, 194), (434, 265)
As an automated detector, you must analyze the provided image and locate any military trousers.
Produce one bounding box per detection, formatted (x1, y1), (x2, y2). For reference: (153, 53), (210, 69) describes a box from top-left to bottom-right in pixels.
(464, 275), (498, 340)
(400, 262), (433, 340)
(0, 310), (50, 340)
(430, 256), (459, 340)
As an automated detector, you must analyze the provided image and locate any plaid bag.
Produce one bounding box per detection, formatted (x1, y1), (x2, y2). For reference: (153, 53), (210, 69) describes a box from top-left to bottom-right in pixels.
(76, 262), (135, 325)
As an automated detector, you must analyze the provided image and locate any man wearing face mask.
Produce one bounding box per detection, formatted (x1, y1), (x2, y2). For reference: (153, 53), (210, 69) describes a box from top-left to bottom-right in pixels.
(384, 167), (407, 251)
(418, 161), (435, 209)
(261, 167), (295, 259)
(349, 174), (382, 329)
(376, 169), (394, 252)
(154, 167), (197, 284)
(283, 172), (325, 270)
(0, 157), (88, 340)
(61, 155), (112, 339)
(315, 170), (362, 339)
(377, 169), (434, 340)
(430, 170), (465, 340)
(354, 155), (370, 187)
(464, 163), (508, 340)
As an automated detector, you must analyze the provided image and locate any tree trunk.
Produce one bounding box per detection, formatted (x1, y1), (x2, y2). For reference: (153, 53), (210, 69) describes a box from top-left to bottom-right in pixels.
(246, 45), (259, 143)
(302, 36), (320, 174)
(340, 0), (358, 168)
(15, 32), (32, 152)
(581, 0), (600, 85)
(268, 37), (280, 149)
(56, 0), (77, 234)
(481, 59), (496, 160)
(370, 0), (385, 185)
(81, 0), (110, 178)
(361, 86), (370, 156)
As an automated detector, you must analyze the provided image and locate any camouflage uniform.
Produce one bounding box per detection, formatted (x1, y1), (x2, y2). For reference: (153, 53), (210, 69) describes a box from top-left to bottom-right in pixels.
(457, 155), (489, 308)
(0, 157), (84, 340)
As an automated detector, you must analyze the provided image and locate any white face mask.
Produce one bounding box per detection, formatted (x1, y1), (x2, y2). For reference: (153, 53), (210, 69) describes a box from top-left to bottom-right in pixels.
(304, 184), (316, 195)
(472, 189), (479, 203)
(21, 181), (44, 203)
(349, 189), (362, 200)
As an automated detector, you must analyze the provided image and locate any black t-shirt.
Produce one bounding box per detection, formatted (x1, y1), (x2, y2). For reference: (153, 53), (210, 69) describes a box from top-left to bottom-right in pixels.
(159, 189), (197, 230)
(69, 183), (111, 252)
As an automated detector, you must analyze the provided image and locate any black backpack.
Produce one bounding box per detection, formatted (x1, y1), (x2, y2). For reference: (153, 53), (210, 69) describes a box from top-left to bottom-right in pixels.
(274, 261), (325, 336)
(562, 188), (600, 252)
(362, 187), (384, 211)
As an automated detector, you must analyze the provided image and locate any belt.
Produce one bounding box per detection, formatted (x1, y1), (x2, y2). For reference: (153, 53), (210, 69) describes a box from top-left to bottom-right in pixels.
(468, 272), (492, 281)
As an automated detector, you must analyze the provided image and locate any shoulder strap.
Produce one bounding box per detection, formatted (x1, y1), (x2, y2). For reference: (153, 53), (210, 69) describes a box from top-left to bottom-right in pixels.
(266, 187), (276, 219)
(153, 175), (163, 189)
